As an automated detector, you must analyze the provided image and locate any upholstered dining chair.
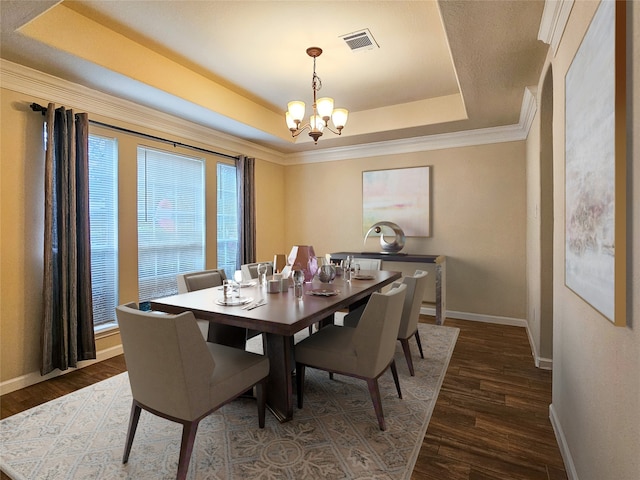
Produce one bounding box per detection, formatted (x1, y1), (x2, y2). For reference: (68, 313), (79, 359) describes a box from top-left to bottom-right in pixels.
(345, 270), (429, 376)
(176, 268), (227, 294)
(176, 269), (247, 348)
(352, 258), (382, 271)
(295, 283), (407, 431)
(241, 262), (274, 282)
(116, 303), (269, 480)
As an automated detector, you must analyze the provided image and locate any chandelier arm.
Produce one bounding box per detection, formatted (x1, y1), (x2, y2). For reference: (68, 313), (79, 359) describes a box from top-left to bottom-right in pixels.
(290, 123), (311, 138)
(323, 125), (344, 135)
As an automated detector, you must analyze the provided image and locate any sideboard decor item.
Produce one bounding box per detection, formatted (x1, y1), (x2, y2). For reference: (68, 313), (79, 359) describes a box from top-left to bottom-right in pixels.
(364, 221), (406, 254)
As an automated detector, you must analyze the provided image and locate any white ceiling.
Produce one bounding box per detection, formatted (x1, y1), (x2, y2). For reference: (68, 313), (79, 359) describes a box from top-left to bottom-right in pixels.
(0, 0), (549, 155)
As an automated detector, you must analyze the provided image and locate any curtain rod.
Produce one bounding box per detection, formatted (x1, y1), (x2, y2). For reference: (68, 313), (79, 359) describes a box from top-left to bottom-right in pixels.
(30, 102), (239, 161)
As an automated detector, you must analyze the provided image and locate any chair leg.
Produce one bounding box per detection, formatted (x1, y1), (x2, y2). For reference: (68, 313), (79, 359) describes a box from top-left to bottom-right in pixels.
(366, 377), (386, 431)
(399, 338), (415, 376)
(390, 359), (403, 399)
(296, 363), (306, 408)
(256, 378), (266, 428)
(176, 420), (199, 480)
(122, 401), (142, 463)
(414, 330), (424, 359)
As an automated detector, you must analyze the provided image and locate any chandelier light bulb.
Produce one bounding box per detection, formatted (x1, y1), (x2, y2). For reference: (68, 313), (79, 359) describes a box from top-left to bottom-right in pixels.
(309, 115), (325, 132)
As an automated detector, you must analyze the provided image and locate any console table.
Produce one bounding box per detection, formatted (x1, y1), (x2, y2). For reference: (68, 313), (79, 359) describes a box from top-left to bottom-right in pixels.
(330, 252), (447, 325)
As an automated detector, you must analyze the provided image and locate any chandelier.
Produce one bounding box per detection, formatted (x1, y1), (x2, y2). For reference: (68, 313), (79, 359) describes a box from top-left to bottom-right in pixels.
(285, 47), (349, 144)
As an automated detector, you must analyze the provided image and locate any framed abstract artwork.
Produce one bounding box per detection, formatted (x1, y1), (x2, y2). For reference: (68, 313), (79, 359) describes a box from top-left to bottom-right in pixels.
(362, 166), (431, 237)
(564, 0), (626, 326)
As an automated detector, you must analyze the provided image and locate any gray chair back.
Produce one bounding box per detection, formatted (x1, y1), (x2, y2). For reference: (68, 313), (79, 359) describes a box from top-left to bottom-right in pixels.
(241, 262), (273, 281)
(396, 270), (429, 339)
(177, 269), (227, 293)
(352, 283), (407, 377)
(116, 304), (215, 420)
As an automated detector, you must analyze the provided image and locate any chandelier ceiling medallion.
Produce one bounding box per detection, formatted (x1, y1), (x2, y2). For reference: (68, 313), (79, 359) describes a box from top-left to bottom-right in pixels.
(285, 47), (349, 144)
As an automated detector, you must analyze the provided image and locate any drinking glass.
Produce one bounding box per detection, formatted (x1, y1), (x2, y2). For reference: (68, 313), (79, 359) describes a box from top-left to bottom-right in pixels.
(222, 279), (239, 302)
(352, 263), (361, 277)
(257, 263), (268, 287)
(292, 269), (305, 299)
(343, 256), (352, 282)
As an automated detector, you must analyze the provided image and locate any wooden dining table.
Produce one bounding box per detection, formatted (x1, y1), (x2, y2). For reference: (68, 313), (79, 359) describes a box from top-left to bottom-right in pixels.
(149, 269), (402, 422)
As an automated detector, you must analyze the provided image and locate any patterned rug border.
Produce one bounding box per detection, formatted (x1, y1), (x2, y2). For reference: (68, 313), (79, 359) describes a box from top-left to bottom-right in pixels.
(0, 323), (459, 480)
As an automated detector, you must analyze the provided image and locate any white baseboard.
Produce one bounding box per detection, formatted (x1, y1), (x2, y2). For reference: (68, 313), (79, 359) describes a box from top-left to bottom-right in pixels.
(550, 403), (579, 480)
(0, 345), (124, 396)
(421, 306), (528, 327)
(524, 320), (554, 370)
(421, 306), (553, 369)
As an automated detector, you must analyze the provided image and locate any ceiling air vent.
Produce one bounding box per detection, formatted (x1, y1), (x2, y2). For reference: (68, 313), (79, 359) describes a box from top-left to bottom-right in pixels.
(340, 29), (379, 52)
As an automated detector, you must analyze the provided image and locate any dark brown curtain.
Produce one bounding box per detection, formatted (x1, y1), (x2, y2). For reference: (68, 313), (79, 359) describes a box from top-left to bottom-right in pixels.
(41, 103), (96, 375)
(236, 155), (256, 266)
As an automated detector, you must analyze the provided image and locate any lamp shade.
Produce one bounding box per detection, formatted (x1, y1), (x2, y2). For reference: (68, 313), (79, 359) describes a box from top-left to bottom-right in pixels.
(287, 101), (305, 122)
(331, 108), (349, 129)
(316, 97), (334, 119)
(285, 112), (298, 130)
(288, 245), (318, 282)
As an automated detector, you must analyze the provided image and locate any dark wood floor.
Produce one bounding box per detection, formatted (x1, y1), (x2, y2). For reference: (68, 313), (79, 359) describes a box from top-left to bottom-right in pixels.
(1, 317), (566, 480)
(412, 318), (567, 480)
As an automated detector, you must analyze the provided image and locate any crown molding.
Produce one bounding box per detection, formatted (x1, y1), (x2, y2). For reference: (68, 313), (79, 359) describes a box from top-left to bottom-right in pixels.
(284, 87), (536, 165)
(538, 0), (574, 55)
(0, 59), (285, 164)
(2, 59), (534, 166)
(519, 86), (538, 136)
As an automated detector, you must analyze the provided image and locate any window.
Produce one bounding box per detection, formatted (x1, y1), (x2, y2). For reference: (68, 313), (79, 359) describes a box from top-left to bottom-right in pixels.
(217, 162), (239, 278)
(88, 134), (119, 328)
(137, 147), (205, 302)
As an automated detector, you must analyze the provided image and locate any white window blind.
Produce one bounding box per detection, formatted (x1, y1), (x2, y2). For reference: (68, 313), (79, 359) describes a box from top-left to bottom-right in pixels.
(217, 162), (239, 278)
(88, 134), (119, 327)
(137, 147), (205, 303)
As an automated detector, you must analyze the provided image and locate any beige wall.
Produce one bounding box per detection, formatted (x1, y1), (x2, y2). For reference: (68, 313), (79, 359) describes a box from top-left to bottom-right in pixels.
(526, 64), (556, 366)
(284, 143), (527, 319)
(549, 2), (639, 479)
(255, 159), (286, 263)
(1, 90), (47, 382)
(526, 89), (543, 360)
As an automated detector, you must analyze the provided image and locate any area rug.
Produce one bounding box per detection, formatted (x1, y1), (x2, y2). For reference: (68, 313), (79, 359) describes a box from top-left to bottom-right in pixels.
(0, 323), (458, 480)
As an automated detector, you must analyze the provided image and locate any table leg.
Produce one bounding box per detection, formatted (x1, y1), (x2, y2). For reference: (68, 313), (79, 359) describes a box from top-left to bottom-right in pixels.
(264, 332), (295, 422)
(206, 323), (247, 348)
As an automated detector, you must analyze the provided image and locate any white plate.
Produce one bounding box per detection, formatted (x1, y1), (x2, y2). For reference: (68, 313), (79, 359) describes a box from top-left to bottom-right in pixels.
(215, 296), (253, 306)
(239, 281), (257, 288)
